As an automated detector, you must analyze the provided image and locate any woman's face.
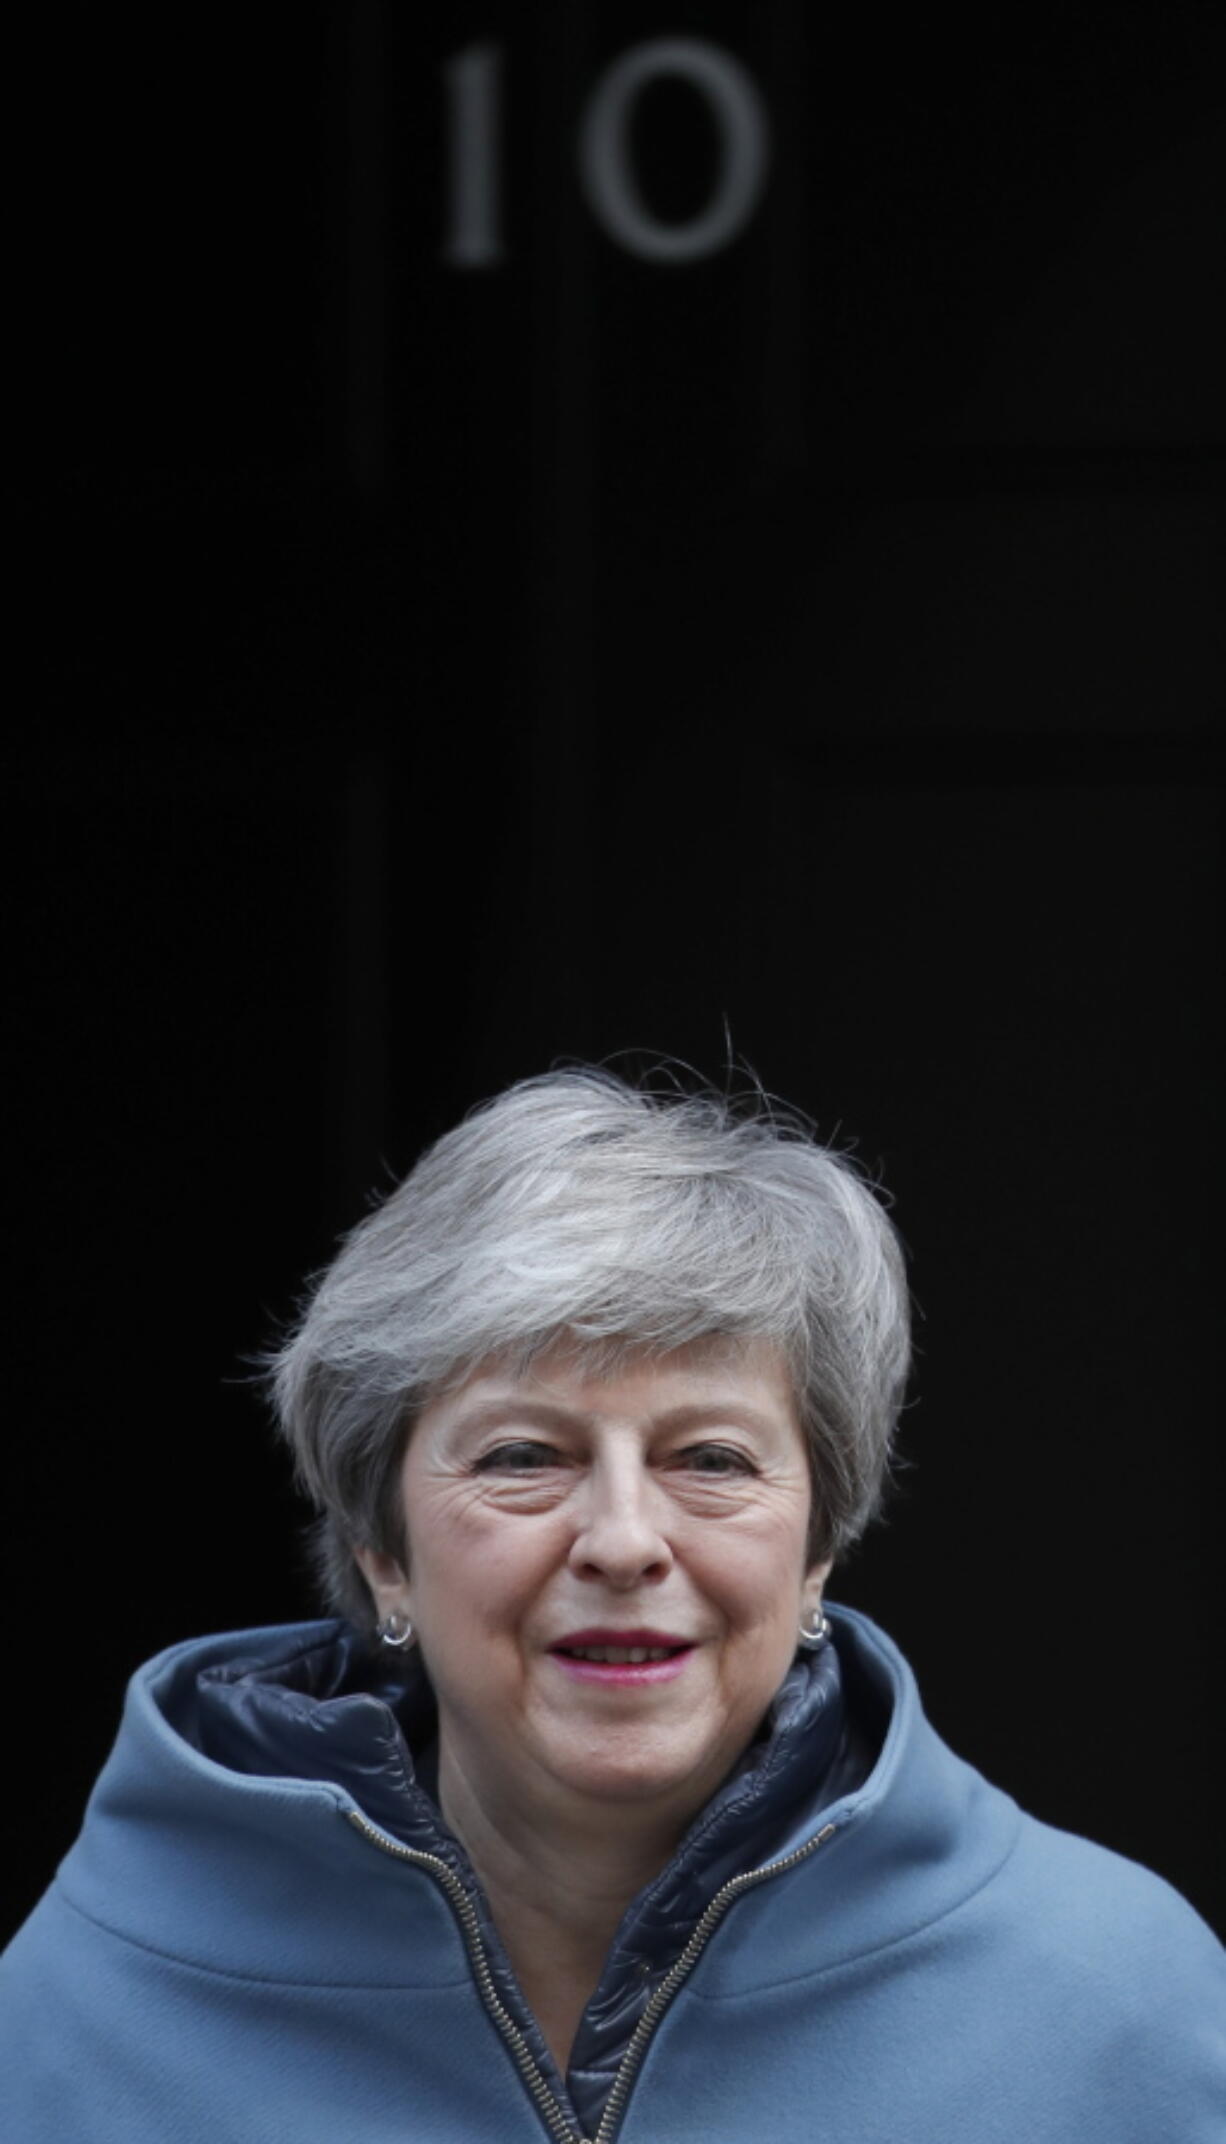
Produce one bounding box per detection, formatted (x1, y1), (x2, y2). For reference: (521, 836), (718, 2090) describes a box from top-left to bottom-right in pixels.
(363, 1336), (830, 1832)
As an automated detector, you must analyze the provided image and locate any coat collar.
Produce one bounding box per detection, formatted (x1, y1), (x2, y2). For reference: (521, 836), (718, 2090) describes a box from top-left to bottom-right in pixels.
(189, 1615), (863, 1903)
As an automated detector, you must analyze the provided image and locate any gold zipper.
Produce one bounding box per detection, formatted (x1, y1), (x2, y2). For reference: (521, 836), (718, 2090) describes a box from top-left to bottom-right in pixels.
(345, 1805), (838, 2144)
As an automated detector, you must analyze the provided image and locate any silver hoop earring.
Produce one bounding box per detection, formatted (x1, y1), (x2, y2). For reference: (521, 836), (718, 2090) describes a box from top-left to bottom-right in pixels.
(377, 1611), (414, 1650)
(798, 1607), (831, 1650)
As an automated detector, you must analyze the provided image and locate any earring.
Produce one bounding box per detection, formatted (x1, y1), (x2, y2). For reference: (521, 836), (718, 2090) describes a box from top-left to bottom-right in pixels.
(377, 1610), (414, 1650)
(798, 1606), (831, 1650)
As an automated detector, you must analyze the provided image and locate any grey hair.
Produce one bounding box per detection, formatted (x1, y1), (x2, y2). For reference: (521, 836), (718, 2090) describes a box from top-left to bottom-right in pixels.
(264, 1065), (912, 1642)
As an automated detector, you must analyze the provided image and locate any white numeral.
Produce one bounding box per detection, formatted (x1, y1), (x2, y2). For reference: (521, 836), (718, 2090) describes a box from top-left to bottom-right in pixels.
(442, 42), (504, 267)
(578, 38), (770, 263)
(442, 37), (771, 267)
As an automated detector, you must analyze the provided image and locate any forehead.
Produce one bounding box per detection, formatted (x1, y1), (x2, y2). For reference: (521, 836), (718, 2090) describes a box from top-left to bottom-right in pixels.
(419, 1333), (801, 1433)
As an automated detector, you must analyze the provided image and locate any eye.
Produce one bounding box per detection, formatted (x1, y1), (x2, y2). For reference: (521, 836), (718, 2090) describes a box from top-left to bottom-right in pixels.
(473, 1440), (564, 1473)
(674, 1443), (756, 1476)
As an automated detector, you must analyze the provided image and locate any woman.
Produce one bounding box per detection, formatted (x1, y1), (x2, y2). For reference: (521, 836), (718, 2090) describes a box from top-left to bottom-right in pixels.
(2, 1067), (1221, 2143)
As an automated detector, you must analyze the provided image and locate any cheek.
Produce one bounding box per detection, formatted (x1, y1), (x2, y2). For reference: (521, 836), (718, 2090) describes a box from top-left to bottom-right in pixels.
(703, 1511), (810, 1625)
(411, 1506), (561, 1636)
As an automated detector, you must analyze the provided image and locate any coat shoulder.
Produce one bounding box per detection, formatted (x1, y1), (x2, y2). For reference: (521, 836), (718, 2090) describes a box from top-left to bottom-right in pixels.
(997, 1806), (1224, 2023)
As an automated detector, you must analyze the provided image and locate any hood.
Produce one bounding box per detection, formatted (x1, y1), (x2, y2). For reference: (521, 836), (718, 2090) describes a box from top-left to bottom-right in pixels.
(52, 1601), (1016, 1999)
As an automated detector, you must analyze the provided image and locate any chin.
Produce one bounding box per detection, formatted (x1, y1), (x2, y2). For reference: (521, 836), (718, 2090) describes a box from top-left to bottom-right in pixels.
(569, 1770), (692, 1807)
(554, 1746), (712, 1807)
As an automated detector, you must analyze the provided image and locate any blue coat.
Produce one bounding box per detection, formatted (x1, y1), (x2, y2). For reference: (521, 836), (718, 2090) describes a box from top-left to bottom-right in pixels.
(2, 1603), (1221, 2143)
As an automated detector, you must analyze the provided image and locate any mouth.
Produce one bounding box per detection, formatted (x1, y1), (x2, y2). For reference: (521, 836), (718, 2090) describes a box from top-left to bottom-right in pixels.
(548, 1630), (696, 1685)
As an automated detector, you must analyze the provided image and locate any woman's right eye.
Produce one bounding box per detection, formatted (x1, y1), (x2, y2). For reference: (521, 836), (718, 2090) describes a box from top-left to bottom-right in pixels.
(474, 1441), (561, 1472)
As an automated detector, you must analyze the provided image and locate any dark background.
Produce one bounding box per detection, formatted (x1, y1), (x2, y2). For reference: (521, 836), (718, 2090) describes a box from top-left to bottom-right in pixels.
(7, 2), (1223, 1940)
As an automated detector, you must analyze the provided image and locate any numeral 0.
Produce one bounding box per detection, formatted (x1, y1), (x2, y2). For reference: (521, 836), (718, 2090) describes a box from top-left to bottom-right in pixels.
(443, 37), (772, 268)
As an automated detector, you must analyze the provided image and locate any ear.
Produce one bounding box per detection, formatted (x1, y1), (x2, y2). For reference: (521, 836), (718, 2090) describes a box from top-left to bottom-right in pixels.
(801, 1556), (834, 1621)
(353, 1543), (411, 1621)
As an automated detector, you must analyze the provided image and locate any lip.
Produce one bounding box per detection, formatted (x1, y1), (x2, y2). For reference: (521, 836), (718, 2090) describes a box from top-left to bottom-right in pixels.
(552, 1628), (694, 1649)
(548, 1628), (697, 1687)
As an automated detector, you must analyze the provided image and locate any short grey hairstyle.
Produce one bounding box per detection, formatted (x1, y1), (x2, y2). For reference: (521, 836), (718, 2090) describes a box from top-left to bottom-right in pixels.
(265, 1066), (912, 1641)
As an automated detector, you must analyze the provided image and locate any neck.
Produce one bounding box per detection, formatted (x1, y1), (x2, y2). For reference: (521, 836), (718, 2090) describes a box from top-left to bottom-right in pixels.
(438, 1744), (687, 2073)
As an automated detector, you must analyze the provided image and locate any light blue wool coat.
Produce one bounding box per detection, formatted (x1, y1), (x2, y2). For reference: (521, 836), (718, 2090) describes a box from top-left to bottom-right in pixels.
(1, 1603), (1221, 2143)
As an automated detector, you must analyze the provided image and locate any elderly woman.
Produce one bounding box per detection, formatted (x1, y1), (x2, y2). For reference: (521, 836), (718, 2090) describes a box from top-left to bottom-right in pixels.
(2, 1068), (1221, 2143)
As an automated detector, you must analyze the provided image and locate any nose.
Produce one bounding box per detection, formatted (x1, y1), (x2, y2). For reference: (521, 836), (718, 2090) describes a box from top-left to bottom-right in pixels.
(567, 1445), (674, 1588)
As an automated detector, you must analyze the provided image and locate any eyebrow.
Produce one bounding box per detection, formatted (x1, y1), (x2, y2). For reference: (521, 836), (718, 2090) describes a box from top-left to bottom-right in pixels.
(444, 1396), (782, 1439)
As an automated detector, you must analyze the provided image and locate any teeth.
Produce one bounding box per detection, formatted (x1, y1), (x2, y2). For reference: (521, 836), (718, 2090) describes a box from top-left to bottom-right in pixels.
(566, 1645), (678, 1663)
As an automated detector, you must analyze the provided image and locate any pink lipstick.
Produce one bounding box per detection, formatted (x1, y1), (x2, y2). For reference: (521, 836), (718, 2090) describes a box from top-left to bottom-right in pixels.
(548, 1628), (696, 1686)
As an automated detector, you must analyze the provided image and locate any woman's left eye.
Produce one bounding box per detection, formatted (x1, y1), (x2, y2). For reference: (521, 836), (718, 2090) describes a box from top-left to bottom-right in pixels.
(675, 1444), (755, 1475)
